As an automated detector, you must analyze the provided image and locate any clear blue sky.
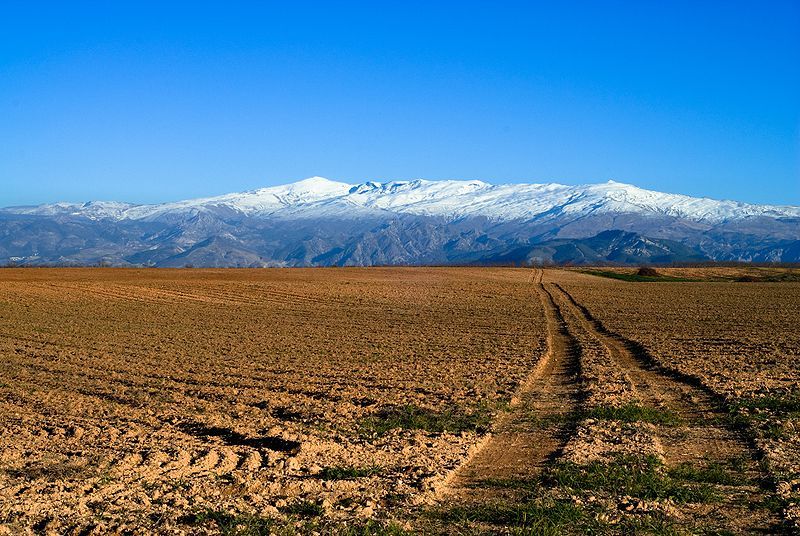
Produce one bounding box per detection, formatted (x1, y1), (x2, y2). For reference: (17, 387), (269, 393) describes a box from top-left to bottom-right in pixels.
(1, 1), (799, 206)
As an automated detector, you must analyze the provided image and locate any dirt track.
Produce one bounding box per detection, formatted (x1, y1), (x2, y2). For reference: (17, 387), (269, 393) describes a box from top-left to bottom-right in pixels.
(436, 270), (785, 534)
(549, 280), (779, 532)
(442, 272), (582, 502)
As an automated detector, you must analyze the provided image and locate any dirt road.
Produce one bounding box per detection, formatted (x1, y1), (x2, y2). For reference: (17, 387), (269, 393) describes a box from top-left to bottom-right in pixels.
(442, 271), (582, 502)
(438, 269), (783, 534)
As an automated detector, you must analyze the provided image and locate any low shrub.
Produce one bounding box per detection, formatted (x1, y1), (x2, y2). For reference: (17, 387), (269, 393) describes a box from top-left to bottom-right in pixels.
(637, 267), (660, 277)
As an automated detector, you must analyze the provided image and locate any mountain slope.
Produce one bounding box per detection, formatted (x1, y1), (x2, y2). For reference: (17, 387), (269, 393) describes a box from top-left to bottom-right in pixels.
(1, 178), (798, 267)
(480, 230), (710, 265)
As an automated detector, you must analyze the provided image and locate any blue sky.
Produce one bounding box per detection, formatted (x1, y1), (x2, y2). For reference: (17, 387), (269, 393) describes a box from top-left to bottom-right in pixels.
(1, 1), (798, 206)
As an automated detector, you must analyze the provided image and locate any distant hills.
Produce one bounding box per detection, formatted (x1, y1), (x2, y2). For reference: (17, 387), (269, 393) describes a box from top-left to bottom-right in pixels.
(2, 177), (798, 266)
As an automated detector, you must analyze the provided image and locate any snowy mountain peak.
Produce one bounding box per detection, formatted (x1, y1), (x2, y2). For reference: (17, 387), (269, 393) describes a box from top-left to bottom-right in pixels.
(256, 176), (351, 201)
(3, 177), (798, 224)
(276, 176), (351, 192)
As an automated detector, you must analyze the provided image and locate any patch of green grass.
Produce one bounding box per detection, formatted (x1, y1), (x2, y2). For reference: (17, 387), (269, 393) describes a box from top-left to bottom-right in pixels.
(731, 394), (800, 416)
(727, 394), (800, 439)
(317, 465), (381, 480)
(718, 411), (753, 430)
(543, 456), (718, 504)
(667, 461), (745, 486)
(181, 510), (279, 536)
(582, 270), (697, 283)
(335, 521), (411, 536)
(280, 500), (324, 518)
(762, 423), (789, 440)
(469, 477), (541, 492)
(585, 404), (682, 425)
(736, 271), (800, 283)
(466, 477), (543, 501)
(616, 515), (687, 536)
(432, 498), (589, 534)
(97, 470), (115, 485)
(518, 412), (574, 429)
(359, 403), (493, 437)
(433, 499), (683, 535)
(727, 455), (747, 473)
(181, 510), (408, 536)
(757, 494), (791, 514)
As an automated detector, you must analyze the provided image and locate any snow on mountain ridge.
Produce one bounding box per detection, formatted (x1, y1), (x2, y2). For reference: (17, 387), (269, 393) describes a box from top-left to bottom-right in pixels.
(4, 177), (798, 223)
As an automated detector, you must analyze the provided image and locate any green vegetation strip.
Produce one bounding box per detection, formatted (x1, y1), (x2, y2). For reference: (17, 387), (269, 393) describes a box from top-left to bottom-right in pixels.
(727, 393), (800, 440)
(731, 393), (800, 415)
(433, 498), (587, 533)
(735, 272), (800, 282)
(182, 509), (408, 536)
(667, 461), (745, 487)
(183, 510), (278, 536)
(359, 403), (493, 437)
(433, 455), (746, 534)
(543, 456), (719, 504)
(432, 499), (682, 535)
(581, 270), (697, 282)
(468, 477), (542, 492)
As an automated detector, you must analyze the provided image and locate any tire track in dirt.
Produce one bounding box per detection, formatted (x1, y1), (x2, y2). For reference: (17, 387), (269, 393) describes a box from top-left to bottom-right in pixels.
(549, 281), (783, 532)
(439, 270), (582, 502)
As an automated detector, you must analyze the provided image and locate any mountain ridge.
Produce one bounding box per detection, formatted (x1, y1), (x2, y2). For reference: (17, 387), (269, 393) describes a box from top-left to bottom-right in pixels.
(5, 177), (799, 224)
(1, 178), (798, 267)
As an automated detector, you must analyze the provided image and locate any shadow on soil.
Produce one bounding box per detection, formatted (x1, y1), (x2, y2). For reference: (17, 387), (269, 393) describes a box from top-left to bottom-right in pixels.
(177, 421), (301, 453)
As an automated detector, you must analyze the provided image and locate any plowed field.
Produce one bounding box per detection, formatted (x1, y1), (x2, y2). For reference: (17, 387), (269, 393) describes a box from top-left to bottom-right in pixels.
(1, 267), (797, 535)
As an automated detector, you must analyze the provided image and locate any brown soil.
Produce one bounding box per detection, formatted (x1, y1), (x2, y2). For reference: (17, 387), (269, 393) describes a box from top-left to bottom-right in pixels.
(0, 267), (796, 534)
(0, 267), (547, 534)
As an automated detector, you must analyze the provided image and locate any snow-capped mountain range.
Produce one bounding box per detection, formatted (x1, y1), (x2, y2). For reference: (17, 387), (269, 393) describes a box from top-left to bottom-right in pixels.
(2, 178), (798, 267)
(7, 176), (800, 224)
